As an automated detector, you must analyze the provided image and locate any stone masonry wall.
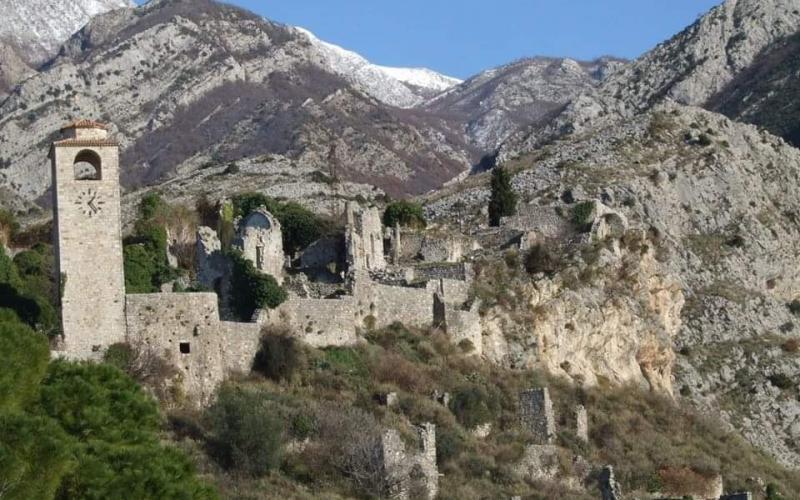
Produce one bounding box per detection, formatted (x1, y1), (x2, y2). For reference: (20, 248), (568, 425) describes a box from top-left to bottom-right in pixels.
(126, 293), (260, 407)
(353, 274), (437, 330)
(519, 388), (556, 444)
(257, 294), (361, 347)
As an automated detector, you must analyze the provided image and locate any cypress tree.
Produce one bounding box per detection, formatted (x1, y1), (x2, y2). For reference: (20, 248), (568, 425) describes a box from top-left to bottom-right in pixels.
(488, 167), (517, 226)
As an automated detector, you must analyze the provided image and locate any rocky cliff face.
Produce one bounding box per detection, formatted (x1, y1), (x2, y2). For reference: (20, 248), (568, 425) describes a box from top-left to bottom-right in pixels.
(0, 0), (477, 216)
(426, 102), (800, 467)
(498, 0), (800, 162)
(0, 0), (133, 65)
(708, 30), (800, 148)
(0, 41), (33, 98)
(424, 57), (622, 152)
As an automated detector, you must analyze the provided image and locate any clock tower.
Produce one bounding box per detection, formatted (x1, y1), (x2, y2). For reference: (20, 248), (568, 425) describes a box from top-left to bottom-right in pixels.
(51, 120), (126, 358)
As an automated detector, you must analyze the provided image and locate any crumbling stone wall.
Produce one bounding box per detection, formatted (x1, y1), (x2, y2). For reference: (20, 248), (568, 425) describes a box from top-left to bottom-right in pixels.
(300, 235), (344, 270)
(257, 294), (361, 347)
(502, 205), (573, 239)
(353, 273), (437, 329)
(125, 293), (260, 407)
(346, 203), (386, 271)
(519, 388), (556, 444)
(407, 262), (474, 283)
(379, 424), (439, 500)
(234, 209), (285, 283)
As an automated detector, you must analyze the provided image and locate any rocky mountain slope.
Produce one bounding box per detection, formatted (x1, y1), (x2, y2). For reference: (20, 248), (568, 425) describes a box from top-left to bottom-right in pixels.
(425, 57), (624, 152)
(296, 27), (461, 108)
(0, 41), (33, 97)
(499, 0), (800, 161)
(0, 0), (133, 65)
(0, 0), (478, 216)
(708, 30), (800, 148)
(426, 101), (800, 468)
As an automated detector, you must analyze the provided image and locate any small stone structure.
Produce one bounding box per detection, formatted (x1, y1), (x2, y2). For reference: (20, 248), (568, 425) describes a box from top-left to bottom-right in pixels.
(379, 424), (438, 500)
(599, 466), (624, 500)
(346, 202), (386, 271)
(720, 493), (752, 500)
(513, 445), (560, 482)
(519, 388), (556, 444)
(234, 208), (285, 283)
(575, 405), (588, 442)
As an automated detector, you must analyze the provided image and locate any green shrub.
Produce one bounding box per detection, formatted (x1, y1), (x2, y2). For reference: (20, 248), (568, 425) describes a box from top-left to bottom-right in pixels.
(253, 331), (305, 382)
(0, 208), (19, 245)
(488, 167), (517, 226)
(383, 201), (427, 229)
(571, 201), (595, 232)
(524, 243), (564, 276)
(229, 252), (287, 320)
(232, 193), (328, 253)
(450, 385), (501, 429)
(40, 361), (160, 444)
(0, 312), (49, 412)
(206, 385), (285, 476)
(124, 196), (178, 293)
(768, 373), (794, 390)
(0, 412), (74, 500)
(788, 300), (800, 317)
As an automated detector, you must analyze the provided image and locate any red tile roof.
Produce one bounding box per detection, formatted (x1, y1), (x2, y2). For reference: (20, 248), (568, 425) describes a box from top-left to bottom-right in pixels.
(60, 119), (109, 131)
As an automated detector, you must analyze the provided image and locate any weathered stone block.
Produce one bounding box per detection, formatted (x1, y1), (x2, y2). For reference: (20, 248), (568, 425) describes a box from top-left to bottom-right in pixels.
(519, 388), (556, 444)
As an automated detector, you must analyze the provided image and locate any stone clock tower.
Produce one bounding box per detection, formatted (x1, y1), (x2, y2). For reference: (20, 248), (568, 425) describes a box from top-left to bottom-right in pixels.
(51, 120), (126, 358)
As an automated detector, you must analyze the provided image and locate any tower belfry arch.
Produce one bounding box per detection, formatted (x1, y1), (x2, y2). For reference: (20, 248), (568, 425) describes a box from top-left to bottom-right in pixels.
(50, 120), (127, 358)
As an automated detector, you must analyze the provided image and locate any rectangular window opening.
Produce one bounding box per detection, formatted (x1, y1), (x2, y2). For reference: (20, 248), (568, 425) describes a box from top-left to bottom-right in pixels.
(179, 342), (191, 354)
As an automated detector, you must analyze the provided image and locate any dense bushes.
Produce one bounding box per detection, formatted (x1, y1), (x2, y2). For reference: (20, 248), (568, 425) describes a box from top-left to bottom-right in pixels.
(524, 242), (565, 276)
(0, 244), (59, 336)
(488, 167), (517, 226)
(124, 194), (178, 293)
(0, 312), (215, 499)
(449, 384), (501, 429)
(383, 200), (427, 229)
(253, 330), (305, 382)
(229, 252), (287, 320)
(206, 385), (286, 476)
(232, 193), (329, 253)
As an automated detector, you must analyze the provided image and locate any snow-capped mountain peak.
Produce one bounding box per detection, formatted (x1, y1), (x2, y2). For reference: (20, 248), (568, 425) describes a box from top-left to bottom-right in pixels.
(295, 27), (461, 108)
(0, 0), (134, 65)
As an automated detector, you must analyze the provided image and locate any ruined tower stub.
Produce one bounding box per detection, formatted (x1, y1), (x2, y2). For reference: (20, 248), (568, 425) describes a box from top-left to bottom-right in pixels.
(234, 208), (284, 284)
(345, 202), (386, 271)
(50, 120), (126, 358)
(575, 404), (589, 442)
(519, 388), (556, 444)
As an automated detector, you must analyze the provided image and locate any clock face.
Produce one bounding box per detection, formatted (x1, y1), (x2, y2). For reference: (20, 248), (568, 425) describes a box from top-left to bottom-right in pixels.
(74, 188), (105, 217)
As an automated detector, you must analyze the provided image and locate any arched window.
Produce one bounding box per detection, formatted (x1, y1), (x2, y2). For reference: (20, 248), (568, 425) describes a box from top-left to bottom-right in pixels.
(73, 150), (102, 180)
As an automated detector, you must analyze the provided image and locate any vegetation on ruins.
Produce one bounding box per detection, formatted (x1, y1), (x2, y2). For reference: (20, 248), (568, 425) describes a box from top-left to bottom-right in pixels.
(123, 193), (179, 293)
(0, 242), (59, 337)
(488, 166), (518, 226)
(232, 192), (330, 254)
(0, 313), (215, 500)
(383, 200), (428, 229)
(229, 251), (288, 320)
(149, 322), (800, 499)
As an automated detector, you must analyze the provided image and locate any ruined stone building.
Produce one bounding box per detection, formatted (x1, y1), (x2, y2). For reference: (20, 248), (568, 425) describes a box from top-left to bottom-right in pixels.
(345, 202), (386, 271)
(49, 121), (481, 407)
(234, 208), (284, 283)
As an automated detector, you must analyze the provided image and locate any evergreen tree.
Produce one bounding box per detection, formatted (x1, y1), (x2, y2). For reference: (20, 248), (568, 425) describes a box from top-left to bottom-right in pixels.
(488, 167), (517, 226)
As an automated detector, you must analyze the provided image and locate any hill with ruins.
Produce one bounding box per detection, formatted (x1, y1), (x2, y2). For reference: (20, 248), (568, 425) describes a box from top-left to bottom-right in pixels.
(3, 0), (800, 498)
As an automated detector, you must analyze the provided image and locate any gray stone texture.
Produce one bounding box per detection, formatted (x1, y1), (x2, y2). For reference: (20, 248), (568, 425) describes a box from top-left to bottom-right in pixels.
(51, 123), (127, 359)
(345, 202), (386, 272)
(519, 388), (556, 445)
(234, 209), (285, 283)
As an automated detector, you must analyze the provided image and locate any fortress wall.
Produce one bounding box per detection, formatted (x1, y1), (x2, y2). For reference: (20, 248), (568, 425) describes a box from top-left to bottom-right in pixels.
(258, 294), (361, 347)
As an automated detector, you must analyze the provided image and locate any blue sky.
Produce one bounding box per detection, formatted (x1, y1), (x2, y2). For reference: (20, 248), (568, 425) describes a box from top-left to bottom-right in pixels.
(136, 0), (721, 78)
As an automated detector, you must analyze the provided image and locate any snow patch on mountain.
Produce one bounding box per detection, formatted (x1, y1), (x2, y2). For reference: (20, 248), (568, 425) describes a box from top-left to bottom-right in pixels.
(0, 0), (134, 65)
(295, 27), (461, 108)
